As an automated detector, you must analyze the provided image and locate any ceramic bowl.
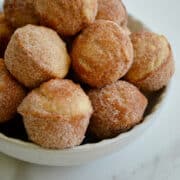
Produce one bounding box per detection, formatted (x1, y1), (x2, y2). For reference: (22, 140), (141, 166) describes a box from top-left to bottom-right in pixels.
(0, 15), (172, 166)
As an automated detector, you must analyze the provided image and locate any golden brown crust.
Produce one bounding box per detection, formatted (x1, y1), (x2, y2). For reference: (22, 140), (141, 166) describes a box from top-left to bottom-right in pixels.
(96, 0), (128, 27)
(18, 79), (93, 149)
(71, 20), (133, 88)
(5, 25), (70, 88)
(125, 31), (175, 91)
(0, 60), (26, 123)
(3, 0), (39, 28)
(0, 12), (14, 57)
(135, 49), (175, 91)
(35, 0), (98, 36)
(88, 80), (148, 139)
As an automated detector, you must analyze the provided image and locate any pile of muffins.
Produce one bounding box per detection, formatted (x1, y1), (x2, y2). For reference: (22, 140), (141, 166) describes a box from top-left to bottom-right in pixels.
(0, 0), (174, 149)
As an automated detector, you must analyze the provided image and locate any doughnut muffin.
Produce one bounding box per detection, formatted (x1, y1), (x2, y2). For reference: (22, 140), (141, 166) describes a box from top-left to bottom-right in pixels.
(0, 60), (26, 123)
(5, 25), (70, 88)
(18, 79), (93, 149)
(96, 0), (128, 27)
(3, 0), (39, 28)
(88, 80), (148, 139)
(0, 13), (14, 57)
(34, 0), (98, 36)
(125, 31), (175, 91)
(72, 20), (133, 88)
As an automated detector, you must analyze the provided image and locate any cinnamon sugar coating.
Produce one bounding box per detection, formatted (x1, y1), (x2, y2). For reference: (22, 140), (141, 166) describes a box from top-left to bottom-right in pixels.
(5, 25), (70, 88)
(0, 13), (14, 57)
(72, 20), (133, 88)
(3, 0), (39, 28)
(125, 31), (175, 91)
(88, 81), (148, 139)
(0, 60), (26, 123)
(34, 0), (98, 36)
(96, 0), (128, 27)
(18, 79), (93, 149)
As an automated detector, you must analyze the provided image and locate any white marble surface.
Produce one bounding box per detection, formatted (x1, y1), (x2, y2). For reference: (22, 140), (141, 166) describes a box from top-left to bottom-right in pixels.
(0, 0), (180, 179)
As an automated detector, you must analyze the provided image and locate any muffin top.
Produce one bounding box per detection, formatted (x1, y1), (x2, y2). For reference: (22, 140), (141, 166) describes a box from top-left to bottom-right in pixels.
(126, 31), (170, 82)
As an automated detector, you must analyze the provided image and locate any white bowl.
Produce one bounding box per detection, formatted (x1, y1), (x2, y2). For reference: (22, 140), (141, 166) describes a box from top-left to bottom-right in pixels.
(0, 15), (172, 166)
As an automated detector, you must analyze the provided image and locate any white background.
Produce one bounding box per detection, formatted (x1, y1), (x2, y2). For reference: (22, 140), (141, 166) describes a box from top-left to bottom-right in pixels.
(0, 0), (180, 179)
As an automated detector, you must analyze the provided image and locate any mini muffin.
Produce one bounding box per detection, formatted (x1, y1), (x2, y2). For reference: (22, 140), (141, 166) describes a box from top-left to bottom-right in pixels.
(0, 13), (14, 57)
(5, 25), (70, 88)
(35, 0), (98, 36)
(125, 31), (175, 91)
(0, 60), (26, 123)
(96, 0), (128, 27)
(3, 0), (39, 28)
(88, 80), (148, 139)
(18, 79), (93, 149)
(72, 20), (133, 88)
